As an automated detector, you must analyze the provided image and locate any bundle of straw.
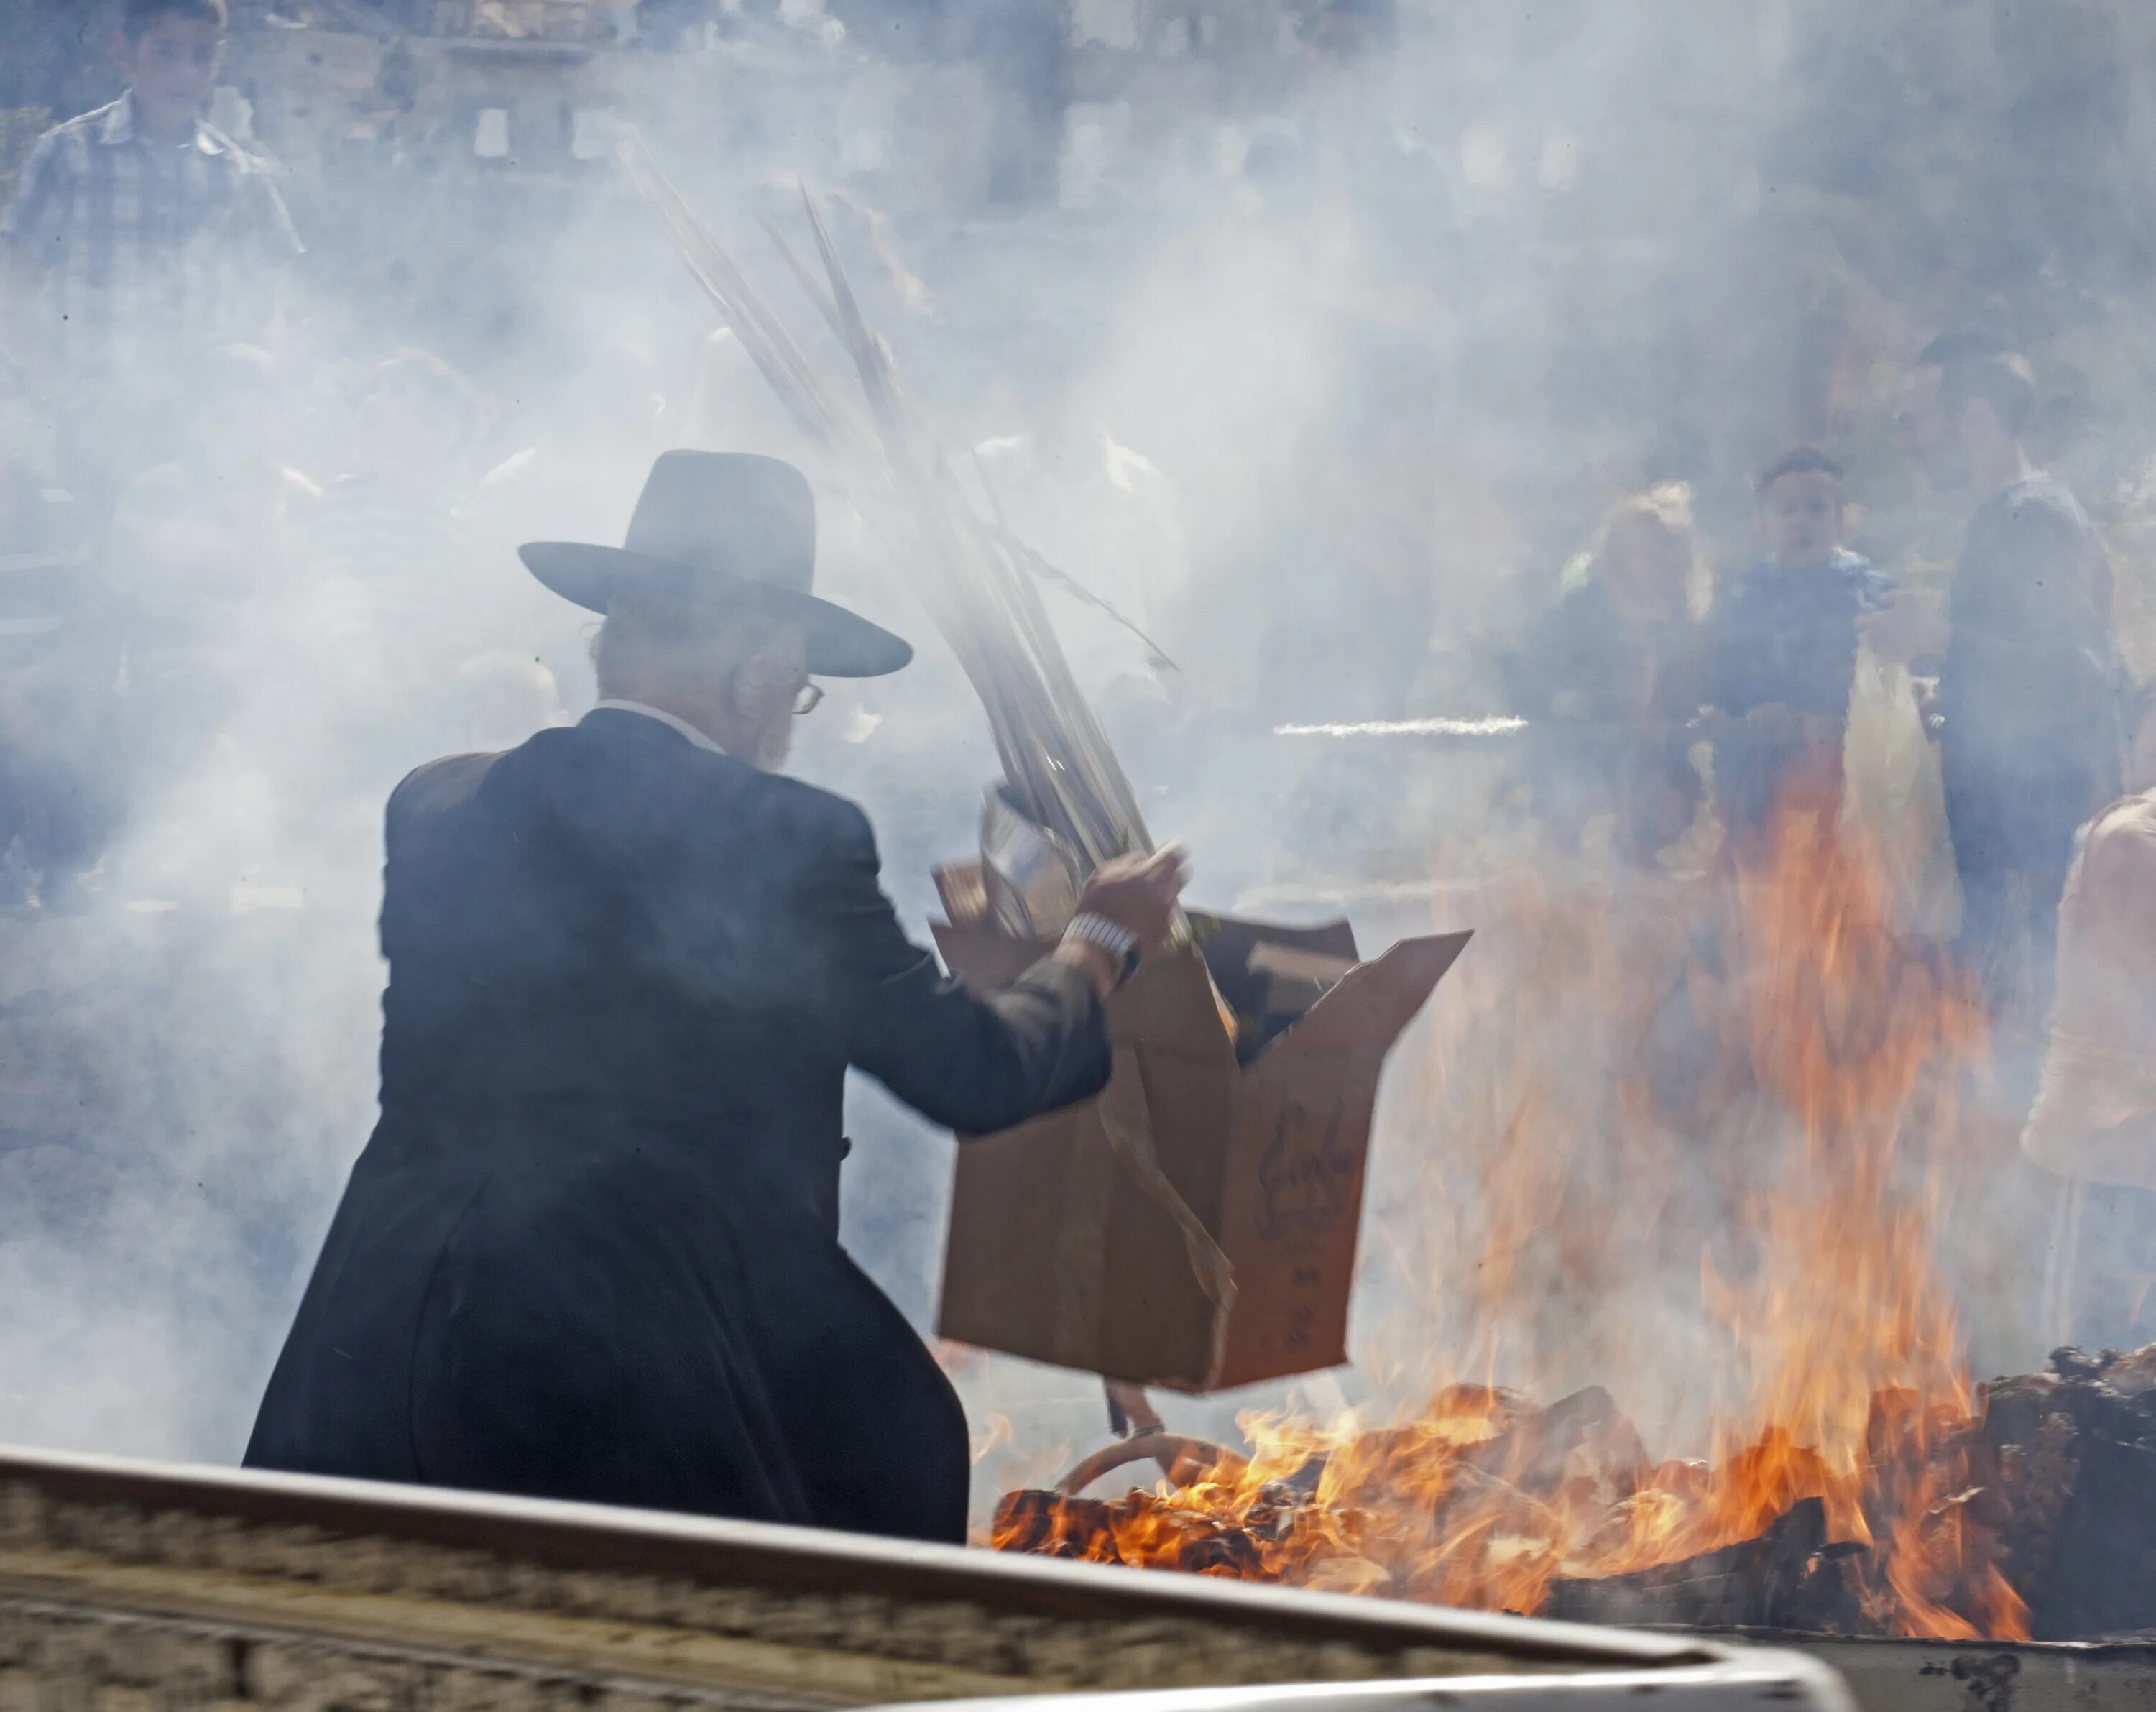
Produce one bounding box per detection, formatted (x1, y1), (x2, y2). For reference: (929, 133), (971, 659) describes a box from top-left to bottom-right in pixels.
(614, 132), (1156, 874)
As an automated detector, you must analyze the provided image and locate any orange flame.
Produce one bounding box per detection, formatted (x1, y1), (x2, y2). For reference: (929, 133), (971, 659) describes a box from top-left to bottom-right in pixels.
(992, 770), (2030, 1639)
(970, 1412), (1015, 1465)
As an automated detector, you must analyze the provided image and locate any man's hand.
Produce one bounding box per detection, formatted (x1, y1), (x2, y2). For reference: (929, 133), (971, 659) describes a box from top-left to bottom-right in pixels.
(1079, 843), (1189, 954)
(1911, 674), (1943, 736)
(1053, 844), (1191, 1003)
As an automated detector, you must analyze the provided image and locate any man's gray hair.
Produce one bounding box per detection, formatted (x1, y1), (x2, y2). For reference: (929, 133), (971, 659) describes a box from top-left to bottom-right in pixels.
(589, 586), (791, 699)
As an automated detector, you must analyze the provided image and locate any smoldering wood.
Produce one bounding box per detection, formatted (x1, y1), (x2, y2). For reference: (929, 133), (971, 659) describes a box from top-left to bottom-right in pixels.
(995, 1346), (2156, 1642)
(1542, 1499), (1864, 1632)
(1984, 1347), (2156, 1640)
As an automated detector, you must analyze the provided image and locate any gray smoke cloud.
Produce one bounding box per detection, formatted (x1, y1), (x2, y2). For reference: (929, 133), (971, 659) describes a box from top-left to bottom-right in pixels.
(1, 0), (2152, 1532)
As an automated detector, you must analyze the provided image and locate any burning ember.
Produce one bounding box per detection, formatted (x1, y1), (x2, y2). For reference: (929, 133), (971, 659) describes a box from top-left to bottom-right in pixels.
(987, 778), (2084, 1639)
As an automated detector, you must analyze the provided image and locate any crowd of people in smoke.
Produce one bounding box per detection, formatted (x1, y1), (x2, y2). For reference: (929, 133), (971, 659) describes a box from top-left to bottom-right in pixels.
(4, 0), (2156, 1466)
(0, 0), (567, 917)
(1499, 345), (2147, 1356)
(1508, 355), (2125, 1010)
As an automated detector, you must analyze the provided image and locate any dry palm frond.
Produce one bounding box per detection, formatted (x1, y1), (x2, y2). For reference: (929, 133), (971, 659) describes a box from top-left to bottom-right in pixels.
(614, 131), (1158, 870)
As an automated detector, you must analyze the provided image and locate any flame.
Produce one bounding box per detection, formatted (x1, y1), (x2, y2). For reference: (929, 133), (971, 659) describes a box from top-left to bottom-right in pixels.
(992, 770), (2032, 1639)
(970, 1412), (1014, 1465)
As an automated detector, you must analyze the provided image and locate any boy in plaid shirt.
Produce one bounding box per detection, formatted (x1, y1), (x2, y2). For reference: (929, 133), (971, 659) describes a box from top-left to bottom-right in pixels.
(1, 0), (302, 492)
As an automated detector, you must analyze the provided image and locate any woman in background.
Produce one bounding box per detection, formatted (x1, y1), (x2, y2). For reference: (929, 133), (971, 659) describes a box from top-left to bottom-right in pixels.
(1505, 482), (1708, 867)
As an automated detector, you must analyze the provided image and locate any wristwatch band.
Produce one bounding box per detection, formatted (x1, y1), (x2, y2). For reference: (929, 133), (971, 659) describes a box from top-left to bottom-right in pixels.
(1064, 911), (1142, 988)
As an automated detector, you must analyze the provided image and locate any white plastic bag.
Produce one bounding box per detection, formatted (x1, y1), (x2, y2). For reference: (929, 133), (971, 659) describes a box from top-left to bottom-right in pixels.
(1841, 643), (1962, 941)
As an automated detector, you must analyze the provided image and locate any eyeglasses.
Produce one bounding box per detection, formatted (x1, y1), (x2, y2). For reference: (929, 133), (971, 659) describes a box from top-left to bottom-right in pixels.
(791, 682), (825, 717)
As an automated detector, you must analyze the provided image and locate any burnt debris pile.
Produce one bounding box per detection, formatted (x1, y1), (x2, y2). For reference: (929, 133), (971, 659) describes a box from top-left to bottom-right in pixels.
(995, 1345), (2156, 1642)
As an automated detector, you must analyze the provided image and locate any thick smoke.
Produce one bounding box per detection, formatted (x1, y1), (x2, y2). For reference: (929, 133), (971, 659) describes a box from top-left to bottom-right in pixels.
(3, 0), (2155, 1529)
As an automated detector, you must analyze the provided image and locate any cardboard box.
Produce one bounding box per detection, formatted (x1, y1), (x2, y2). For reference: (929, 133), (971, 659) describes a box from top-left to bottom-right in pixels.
(932, 907), (1470, 1392)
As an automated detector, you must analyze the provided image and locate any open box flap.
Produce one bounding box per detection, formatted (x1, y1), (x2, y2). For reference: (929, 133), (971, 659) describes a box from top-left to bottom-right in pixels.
(1243, 930), (1473, 1067)
(1206, 931), (1473, 1388)
(1192, 913), (1359, 1057)
(1190, 911), (1359, 967)
(937, 921), (1473, 1391)
(934, 926), (1236, 1385)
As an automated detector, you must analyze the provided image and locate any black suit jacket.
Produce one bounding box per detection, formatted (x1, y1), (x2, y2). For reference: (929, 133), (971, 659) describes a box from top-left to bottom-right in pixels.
(244, 708), (1108, 1541)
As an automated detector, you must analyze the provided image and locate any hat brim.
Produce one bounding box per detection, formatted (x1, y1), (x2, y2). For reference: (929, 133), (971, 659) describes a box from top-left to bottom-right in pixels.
(519, 543), (913, 679)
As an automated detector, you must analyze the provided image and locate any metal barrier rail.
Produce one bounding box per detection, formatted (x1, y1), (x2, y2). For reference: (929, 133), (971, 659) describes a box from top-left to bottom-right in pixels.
(0, 1446), (2140, 1712)
(885, 1662), (1861, 1712)
(1687, 1630), (2156, 1712)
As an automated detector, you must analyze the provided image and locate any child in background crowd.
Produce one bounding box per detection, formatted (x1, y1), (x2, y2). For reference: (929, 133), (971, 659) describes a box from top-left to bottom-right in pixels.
(1705, 448), (1895, 850)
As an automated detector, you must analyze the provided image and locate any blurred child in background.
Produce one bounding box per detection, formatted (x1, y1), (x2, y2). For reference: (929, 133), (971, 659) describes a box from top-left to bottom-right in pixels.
(1704, 448), (1894, 854)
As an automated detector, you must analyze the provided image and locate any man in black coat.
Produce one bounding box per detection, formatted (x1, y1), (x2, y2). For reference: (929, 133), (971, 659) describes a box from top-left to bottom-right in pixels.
(1910, 341), (2125, 1023)
(244, 452), (1187, 1543)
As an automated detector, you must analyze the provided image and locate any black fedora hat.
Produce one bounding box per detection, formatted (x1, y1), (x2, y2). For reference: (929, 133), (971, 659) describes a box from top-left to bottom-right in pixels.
(520, 451), (912, 678)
